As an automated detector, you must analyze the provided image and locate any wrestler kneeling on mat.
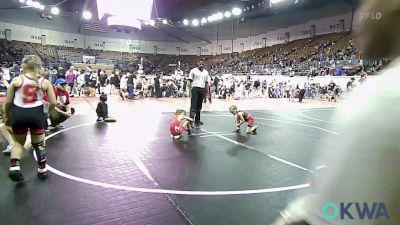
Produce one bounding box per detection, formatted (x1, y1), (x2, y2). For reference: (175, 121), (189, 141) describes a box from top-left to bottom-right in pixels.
(229, 105), (258, 135)
(170, 109), (194, 139)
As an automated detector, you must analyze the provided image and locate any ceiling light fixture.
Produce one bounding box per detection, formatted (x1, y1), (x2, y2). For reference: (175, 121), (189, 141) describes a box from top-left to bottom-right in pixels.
(26, 0), (34, 6)
(232, 7), (242, 16)
(192, 19), (199, 26)
(183, 19), (189, 25)
(33, 1), (41, 8)
(271, 0), (286, 3)
(51, 6), (60, 15)
(216, 12), (223, 20)
(224, 11), (231, 18)
(83, 11), (92, 20)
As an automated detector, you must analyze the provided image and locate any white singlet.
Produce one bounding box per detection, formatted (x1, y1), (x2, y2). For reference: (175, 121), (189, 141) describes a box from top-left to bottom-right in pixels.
(13, 75), (44, 108)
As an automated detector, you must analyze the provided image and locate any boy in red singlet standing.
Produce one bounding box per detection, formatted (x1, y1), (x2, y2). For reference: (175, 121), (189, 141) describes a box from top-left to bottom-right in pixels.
(170, 109), (194, 139)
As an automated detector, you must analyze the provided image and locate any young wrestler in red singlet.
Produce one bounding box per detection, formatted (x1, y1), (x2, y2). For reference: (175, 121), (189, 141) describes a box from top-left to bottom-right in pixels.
(229, 105), (258, 135)
(170, 109), (194, 139)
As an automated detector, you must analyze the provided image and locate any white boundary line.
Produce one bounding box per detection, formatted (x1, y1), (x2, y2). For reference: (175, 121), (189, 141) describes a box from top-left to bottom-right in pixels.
(299, 108), (338, 124)
(191, 131), (227, 136)
(200, 128), (311, 172)
(198, 112), (340, 171)
(41, 123), (310, 195)
(205, 114), (339, 136)
(254, 117), (339, 135)
(200, 133), (236, 138)
(256, 122), (322, 140)
(250, 111), (320, 124)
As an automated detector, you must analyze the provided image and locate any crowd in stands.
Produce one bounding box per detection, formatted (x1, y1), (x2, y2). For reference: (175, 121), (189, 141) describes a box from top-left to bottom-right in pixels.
(12, 63), (363, 105)
(0, 31), (390, 103)
(1, 32), (389, 77)
(0, 39), (35, 67)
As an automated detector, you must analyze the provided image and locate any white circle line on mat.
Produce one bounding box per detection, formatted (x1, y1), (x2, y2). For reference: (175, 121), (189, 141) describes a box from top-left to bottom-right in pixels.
(41, 122), (310, 195)
(299, 108), (338, 124)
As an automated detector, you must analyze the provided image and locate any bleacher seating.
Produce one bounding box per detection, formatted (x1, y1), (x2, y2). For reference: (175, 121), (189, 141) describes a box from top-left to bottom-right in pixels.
(1, 31), (366, 77)
(0, 39), (36, 64)
(31, 43), (58, 63)
(58, 47), (86, 59)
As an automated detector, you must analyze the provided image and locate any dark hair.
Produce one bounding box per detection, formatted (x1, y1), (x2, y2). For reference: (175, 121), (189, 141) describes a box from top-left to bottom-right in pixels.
(100, 92), (107, 102)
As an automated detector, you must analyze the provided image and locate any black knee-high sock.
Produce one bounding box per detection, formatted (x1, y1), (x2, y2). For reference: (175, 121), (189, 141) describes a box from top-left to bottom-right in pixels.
(33, 141), (46, 169)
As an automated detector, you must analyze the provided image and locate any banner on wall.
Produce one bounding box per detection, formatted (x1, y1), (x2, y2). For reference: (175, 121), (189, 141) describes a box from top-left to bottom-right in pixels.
(41, 35), (46, 45)
(83, 55), (96, 64)
(5, 29), (11, 41)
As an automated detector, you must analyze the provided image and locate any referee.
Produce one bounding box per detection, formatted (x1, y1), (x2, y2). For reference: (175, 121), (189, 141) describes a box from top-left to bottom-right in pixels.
(188, 61), (210, 126)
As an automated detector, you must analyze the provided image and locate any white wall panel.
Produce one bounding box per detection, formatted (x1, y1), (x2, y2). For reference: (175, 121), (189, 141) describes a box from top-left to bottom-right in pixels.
(107, 42), (123, 52)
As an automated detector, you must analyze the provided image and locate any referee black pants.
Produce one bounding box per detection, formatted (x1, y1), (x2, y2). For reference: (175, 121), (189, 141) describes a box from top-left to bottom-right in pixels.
(190, 87), (205, 123)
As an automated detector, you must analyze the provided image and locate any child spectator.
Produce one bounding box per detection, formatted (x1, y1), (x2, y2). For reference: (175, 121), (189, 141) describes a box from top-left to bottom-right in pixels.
(96, 93), (116, 122)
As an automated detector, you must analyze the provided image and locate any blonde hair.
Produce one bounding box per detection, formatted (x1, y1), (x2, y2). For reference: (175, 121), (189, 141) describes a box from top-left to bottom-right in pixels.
(175, 109), (186, 116)
(22, 55), (42, 80)
(229, 105), (237, 112)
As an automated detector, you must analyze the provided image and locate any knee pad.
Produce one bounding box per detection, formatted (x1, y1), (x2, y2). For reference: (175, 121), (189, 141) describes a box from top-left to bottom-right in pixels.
(33, 141), (46, 163)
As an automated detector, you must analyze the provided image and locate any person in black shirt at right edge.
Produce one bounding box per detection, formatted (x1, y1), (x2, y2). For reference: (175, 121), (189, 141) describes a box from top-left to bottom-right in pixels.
(187, 61), (211, 126)
(270, 0), (400, 225)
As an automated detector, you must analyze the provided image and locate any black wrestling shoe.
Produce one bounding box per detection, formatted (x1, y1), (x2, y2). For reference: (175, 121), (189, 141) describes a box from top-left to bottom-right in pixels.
(37, 172), (47, 180)
(247, 131), (257, 135)
(195, 121), (204, 126)
(9, 168), (24, 182)
(37, 168), (48, 180)
(253, 125), (259, 132)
